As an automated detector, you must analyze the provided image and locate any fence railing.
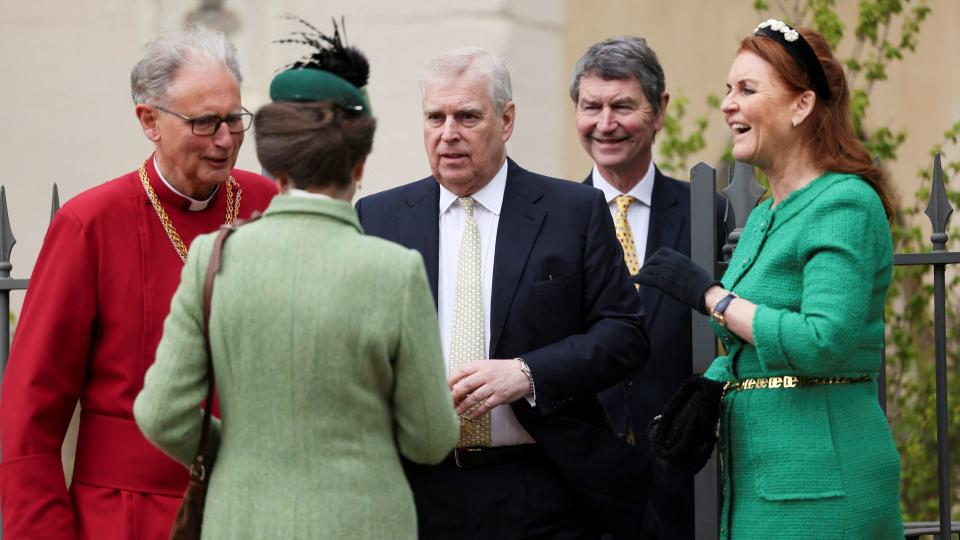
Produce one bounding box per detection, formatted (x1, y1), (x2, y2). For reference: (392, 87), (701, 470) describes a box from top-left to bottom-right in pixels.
(0, 184), (57, 540)
(690, 158), (959, 539)
(0, 167), (954, 538)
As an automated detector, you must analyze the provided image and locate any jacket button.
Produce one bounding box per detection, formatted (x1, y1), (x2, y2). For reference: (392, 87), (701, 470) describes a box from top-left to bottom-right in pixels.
(625, 380), (633, 386)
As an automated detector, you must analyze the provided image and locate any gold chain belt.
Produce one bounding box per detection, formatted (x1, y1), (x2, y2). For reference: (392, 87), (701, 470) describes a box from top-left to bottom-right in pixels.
(728, 374), (872, 392)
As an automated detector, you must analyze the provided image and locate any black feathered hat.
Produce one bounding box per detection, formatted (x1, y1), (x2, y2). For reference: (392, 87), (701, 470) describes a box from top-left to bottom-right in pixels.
(269, 15), (372, 114)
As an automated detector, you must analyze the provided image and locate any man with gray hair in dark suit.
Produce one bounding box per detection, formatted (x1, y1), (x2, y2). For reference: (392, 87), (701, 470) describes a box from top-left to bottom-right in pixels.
(571, 36), (730, 540)
(358, 46), (652, 539)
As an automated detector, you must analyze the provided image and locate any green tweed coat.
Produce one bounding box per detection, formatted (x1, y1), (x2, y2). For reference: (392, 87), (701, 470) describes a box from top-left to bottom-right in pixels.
(135, 196), (459, 539)
(704, 172), (903, 539)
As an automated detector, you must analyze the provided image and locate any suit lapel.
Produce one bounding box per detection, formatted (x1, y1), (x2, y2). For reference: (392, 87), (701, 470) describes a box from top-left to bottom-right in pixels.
(490, 161), (546, 356)
(641, 169), (685, 322)
(396, 179), (441, 304)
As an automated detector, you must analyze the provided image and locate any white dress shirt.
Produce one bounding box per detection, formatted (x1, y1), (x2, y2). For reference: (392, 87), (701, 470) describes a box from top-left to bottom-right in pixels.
(437, 160), (535, 446)
(590, 162), (656, 268)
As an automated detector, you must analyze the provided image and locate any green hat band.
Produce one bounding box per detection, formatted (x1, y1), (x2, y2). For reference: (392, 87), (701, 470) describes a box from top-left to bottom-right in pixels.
(269, 69), (371, 114)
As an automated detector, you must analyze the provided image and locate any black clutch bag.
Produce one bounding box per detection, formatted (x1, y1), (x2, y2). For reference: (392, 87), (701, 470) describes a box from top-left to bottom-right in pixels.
(647, 376), (729, 476)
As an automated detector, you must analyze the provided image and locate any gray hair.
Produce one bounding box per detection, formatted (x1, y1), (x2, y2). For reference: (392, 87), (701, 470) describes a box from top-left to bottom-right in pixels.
(130, 26), (242, 105)
(569, 36), (666, 116)
(419, 47), (513, 114)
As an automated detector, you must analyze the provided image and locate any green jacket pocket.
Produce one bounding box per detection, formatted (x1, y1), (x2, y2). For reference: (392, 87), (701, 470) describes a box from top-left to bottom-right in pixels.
(745, 386), (845, 501)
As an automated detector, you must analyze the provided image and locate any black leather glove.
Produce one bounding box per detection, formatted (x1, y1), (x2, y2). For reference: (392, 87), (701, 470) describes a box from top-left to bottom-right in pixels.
(632, 247), (719, 315)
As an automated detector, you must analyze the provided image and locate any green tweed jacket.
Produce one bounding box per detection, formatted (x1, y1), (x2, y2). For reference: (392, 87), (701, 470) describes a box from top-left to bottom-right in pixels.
(135, 196), (459, 539)
(704, 172), (903, 539)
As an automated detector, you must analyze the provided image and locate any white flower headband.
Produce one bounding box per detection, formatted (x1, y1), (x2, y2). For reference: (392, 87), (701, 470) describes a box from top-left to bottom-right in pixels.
(752, 19), (831, 100)
(755, 19), (800, 42)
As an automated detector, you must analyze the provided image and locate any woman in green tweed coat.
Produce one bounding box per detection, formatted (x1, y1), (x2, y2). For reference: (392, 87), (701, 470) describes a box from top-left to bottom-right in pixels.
(134, 99), (459, 539)
(637, 22), (902, 539)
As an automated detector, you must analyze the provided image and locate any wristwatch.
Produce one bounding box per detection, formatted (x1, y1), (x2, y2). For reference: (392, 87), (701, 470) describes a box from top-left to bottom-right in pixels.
(710, 293), (738, 328)
(517, 358), (535, 398)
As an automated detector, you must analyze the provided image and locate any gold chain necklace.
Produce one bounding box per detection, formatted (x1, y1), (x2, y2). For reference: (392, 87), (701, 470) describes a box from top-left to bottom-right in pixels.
(138, 158), (242, 262)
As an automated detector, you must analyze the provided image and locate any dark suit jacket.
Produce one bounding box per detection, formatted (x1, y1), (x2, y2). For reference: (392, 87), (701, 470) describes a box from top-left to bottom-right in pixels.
(356, 158), (652, 538)
(587, 166), (730, 540)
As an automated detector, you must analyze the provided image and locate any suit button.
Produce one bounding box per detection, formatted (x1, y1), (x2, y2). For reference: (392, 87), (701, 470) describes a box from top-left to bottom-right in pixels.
(625, 380), (633, 387)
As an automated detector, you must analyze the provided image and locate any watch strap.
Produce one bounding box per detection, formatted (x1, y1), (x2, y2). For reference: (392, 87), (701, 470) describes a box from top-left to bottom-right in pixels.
(711, 293), (738, 327)
(713, 293), (737, 315)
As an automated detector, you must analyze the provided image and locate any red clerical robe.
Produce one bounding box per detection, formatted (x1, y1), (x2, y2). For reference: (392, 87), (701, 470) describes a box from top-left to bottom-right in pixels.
(0, 157), (277, 539)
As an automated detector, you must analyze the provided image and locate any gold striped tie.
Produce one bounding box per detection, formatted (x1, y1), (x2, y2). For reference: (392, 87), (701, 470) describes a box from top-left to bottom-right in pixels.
(450, 197), (492, 447)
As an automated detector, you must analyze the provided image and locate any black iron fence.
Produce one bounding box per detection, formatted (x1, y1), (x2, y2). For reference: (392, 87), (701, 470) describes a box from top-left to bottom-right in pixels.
(0, 185), (52, 373)
(690, 158), (959, 539)
(0, 185), (57, 540)
(0, 164), (954, 538)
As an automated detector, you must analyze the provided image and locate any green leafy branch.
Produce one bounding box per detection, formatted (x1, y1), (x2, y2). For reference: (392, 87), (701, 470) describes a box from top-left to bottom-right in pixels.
(885, 125), (960, 520)
(657, 93), (718, 175)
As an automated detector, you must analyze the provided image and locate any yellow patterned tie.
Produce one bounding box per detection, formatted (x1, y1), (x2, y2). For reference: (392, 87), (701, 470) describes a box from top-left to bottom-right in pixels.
(615, 195), (639, 444)
(614, 195), (640, 277)
(450, 197), (492, 447)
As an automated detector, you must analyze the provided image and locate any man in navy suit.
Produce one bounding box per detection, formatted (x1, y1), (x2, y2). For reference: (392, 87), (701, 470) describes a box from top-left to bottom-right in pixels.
(356, 47), (651, 539)
(571, 37), (730, 540)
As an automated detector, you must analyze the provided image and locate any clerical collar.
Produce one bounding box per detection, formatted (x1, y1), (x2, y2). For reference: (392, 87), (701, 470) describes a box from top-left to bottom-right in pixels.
(438, 159), (508, 216)
(591, 161), (655, 207)
(153, 155), (219, 211)
(286, 188), (333, 201)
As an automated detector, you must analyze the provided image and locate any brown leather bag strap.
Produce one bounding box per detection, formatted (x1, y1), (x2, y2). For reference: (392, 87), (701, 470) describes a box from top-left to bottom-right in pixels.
(189, 212), (262, 482)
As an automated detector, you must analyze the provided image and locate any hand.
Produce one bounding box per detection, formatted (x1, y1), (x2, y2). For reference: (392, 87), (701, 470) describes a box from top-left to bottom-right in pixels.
(448, 359), (530, 419)
(633, 247), (719, 315)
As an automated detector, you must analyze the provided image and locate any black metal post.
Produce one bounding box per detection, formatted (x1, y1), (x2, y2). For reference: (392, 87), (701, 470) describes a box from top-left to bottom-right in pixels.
(924, 154), (953, 539)
(0, 186), (16, 377)
(0, 262), (9, 377)
(931, 261), (951, 539)
(690, 162), (720, 540)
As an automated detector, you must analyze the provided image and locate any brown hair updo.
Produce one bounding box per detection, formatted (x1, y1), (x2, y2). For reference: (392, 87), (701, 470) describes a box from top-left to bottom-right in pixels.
(739, 28), (895, 219)
(254, 101), (376, 190)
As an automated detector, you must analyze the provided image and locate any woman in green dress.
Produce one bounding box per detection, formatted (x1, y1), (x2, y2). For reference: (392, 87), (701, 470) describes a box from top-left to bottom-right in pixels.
(637, 20), (902, 539)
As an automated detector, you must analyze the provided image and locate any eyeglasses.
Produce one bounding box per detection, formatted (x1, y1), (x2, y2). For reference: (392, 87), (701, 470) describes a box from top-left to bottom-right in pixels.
(153, 105), (253, 136)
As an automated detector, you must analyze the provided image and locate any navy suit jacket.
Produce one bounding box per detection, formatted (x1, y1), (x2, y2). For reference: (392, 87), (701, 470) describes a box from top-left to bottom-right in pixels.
(356, 158), (652, 537)
(587, 166), (730, 540)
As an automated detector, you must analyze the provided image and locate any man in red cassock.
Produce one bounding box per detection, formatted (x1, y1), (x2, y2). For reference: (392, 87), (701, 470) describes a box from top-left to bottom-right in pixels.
(0, 27), (277, 539)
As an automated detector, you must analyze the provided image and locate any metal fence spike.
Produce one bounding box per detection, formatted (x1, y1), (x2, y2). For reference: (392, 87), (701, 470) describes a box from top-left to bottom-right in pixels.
(0, 187), (16, 264)
(50, 183), (60, 223)
(924, 153), (953, 250)
(722, 162), (766, 229)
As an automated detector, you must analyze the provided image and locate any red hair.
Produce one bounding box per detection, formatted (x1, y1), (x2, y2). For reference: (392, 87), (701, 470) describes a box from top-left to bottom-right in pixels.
(738, 29), (895, 220)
